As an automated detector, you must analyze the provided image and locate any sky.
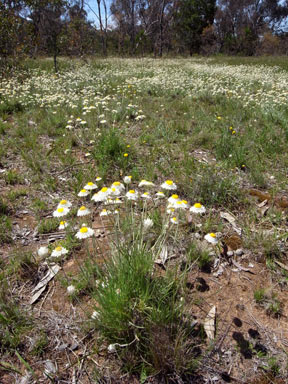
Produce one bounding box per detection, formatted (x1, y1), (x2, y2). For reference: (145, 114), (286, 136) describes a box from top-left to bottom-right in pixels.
(84, 0), (112, 25)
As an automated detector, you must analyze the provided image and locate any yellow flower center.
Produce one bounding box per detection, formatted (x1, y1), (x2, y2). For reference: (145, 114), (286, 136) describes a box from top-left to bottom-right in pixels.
(194, 203), (202, 208)
(80, 227), (88, 233)
(60, 221), (66, 225)
(113, 181), (120, 186)
(101, 187), (108, 192)
(127, 145), (130, 148)
(128, 175), (132, 178)
(102, 209), (107, 212)
(171, 194), (178, 199)
(60, 200), (67, 205)
(182, 200), (188, 204)
(57, 208), (64, 213)
(166, 180), (173, 185)
(124, 153), (128, 157)
(144, 192), (149, 195)
(81, 189), (87, 193)
(55, 246), (62, 251)
(172, 217), (177, 221)
(210, 233), (216, 238)
(176, 201), (182, 205)
(129, 190), (135, 194)
(79, 206), (86, 211)
(87, 182), (94, 186)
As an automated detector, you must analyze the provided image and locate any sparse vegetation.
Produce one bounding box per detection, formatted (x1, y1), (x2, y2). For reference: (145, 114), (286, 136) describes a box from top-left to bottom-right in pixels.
(0, 57), (288, 383)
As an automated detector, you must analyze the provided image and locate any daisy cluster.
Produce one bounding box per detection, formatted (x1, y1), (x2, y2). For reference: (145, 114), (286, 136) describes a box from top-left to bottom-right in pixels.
(1, 58), (288, 112)
(40, 175), (219, 265)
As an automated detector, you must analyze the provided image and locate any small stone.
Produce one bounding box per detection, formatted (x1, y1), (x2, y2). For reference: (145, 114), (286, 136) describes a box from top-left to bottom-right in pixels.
(235, 248), (244, 256)
(227, 251), (234, 257)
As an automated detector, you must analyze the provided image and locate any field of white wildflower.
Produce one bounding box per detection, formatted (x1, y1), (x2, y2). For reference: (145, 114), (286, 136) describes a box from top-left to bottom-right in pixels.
(0, 57), (288, 384)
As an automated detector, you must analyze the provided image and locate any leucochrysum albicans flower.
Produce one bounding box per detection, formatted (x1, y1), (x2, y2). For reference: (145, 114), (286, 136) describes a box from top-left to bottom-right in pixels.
(126, 189), (138, 200)
(190, 203), (206, 214)
(59, 221), (68, 230)
(111, 181), (125, 192)
(67, 285), (76, 295)
(141, 192), (151, 199)
(37, 246), (49, 258)
(175, 200), (189, 209)
(100, 209), (112, 217)
(57, 199), (72, 209)
(53, 207), (69, 217)
(77, 206), (90, 216)
(156, 191), (165, 198)
(105, 197), (122, 205)
(75, 226), (94, 239)
(92, 187), (111, 202)
(168, 194), (180, 206)
(170, 217), (178, 224)
(123, 175), (132, 184)
(138, 180), (155, 188)
(143, 218), (153, 230)
(204, 233), (218, 244)
(78, 189), (90, 197)
(161, 180), (177, 190)
(84, 182), (97, 190)
(51, 246), (69, 258)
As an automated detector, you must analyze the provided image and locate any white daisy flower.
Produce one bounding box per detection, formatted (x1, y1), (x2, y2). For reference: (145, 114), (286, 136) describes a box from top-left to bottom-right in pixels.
(156, 191), (165, 199)
(91, 187), (111, 202)
(123, 175), (132, 184)
(58, 221), (68, 230)
(67, 285), (76, 295)
(170, 217), (179, 224)
(168, 194), (180, 206)
(175, 200), (189, 209)
(105, 197), (122, 205)
(190, 203), (206, 214)
(96, 176), (102, 181)
(57, 199), (72, 209)
(77, 206), (90, 216)
(84, 182), (97, 190)
(51, 246), (69, 258)
(53, 207), (69, 217)
(143, 218), (153, 230)
(161, 180), (177, 190)
(138, 179), (155, 188)
(141, 192), (151, 199)
(204, 233), (218, 244)
(110, 187), (121, 196)
(111, 181), (125, 192)
(100, 209), (111, 217)
(75, 226), (94, 239)
(167, 206), (176, 214)
(78, 188), (90, 197)
(37, 246), (49, 258)
(126, 189), (138, 200)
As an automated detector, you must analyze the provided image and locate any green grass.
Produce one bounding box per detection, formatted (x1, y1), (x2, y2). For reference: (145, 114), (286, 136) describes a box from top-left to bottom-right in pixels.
(1, 56), (288, 381)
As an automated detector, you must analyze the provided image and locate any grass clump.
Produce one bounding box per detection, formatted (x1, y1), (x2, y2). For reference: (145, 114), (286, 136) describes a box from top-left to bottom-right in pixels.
(92, 128), (132, 177)
(0, 286), (32, 353)
(4, 170), (23, 185)
(38, 218), (59, 234)
(93, 240), (198, 376)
